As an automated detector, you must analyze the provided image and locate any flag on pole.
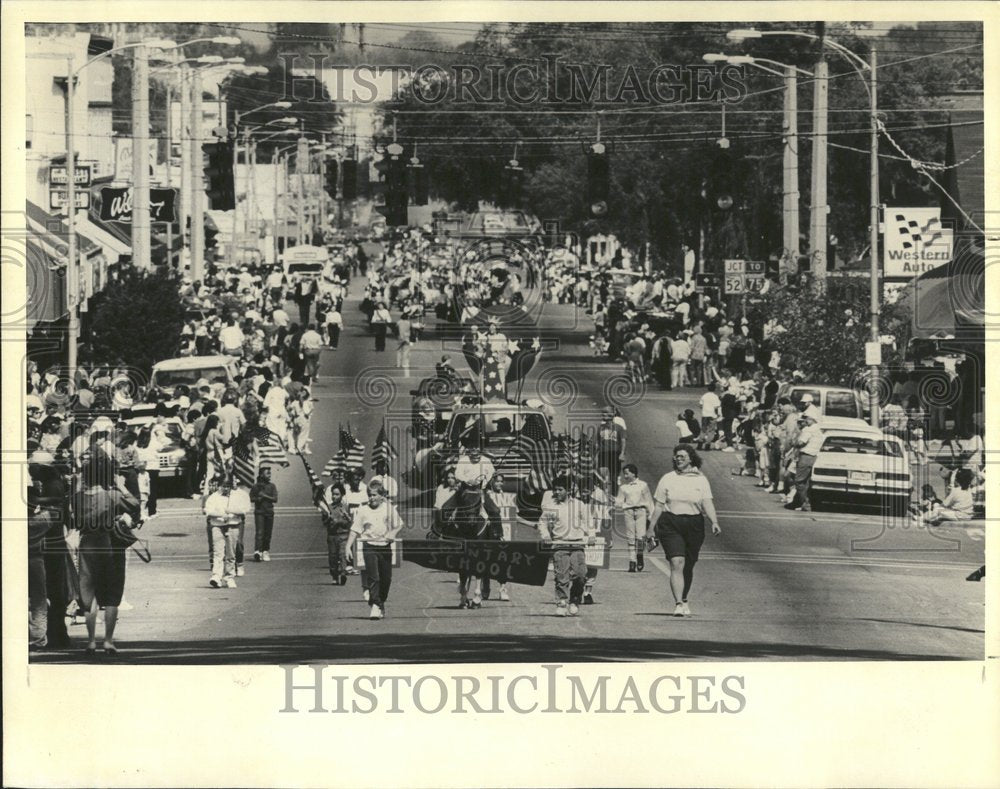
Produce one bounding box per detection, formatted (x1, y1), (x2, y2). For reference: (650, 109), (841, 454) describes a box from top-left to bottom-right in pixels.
(511, 416), (557, 492)
(371, 423), (398, 466)
(299, 452), (326, 506)
(340, 427), (366, 470)
(232, 429), (259, 488)
(253, 424), (289, 467)
(323, 449), (347, 477)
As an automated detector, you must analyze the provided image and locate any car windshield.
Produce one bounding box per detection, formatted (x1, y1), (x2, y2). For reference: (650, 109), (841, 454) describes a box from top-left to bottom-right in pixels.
(821, 435), (904, 458)
(790, 389), (822, 409)
(288, 263), (323, 274)
(447, 411), (549, 447)
(825, 391), (861, 418)
(152, 367), (227, 387)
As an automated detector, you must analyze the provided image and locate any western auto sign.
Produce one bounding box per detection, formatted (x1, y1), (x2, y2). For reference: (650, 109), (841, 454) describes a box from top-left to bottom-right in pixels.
(883, 207), (954, 278)
(99, 187), (177, 223)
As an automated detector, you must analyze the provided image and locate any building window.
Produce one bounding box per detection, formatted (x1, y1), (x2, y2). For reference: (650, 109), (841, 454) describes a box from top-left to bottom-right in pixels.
(26, 114), (33, 149)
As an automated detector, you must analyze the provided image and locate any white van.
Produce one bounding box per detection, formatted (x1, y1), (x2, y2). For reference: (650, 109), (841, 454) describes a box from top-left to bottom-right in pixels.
(150, 355), (239, 394)
(281, 244), (329, 281)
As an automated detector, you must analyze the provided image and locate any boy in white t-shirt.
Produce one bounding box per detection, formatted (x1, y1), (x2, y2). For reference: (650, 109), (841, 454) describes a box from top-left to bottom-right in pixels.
(697, 383), (722, 451)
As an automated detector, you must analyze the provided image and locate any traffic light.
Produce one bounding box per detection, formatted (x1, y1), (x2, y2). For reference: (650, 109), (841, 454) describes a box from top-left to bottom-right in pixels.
(375, 143), (408, 227)
(204, 223), (218, 256)
(408, 157), (428, 206)
(499, 159), (523, 209)
(586, 143), (609, 216)
(202, 140), (235, 211)
(706, 144), (735, 212)
(324, 158), (338, 199)
(341, 159), (358, 200)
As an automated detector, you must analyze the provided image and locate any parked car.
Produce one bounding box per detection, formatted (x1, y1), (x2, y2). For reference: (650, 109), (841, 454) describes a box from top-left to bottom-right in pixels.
(809, 427), (911, 512)
(150, 355), (239, 395)
(775, 383), (866, 421)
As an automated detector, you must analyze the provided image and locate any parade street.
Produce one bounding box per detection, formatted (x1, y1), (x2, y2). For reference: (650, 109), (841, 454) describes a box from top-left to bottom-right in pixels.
(32, 273), (985, 664)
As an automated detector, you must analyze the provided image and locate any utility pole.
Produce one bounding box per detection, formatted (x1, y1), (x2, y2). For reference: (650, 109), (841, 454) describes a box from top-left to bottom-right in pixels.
(273, 151), (281, 264)
(228, 130), (242, 266)
(165, 79), (173, 268)
(132, 44), (151, 270)
(179, 64), (191, 254)
(64, 56), (79, 374)
(296, 136), (307, 245)
(809, 25), (828, 284)
(783, 65), (800, 268)
(190, 67), (204, 281)
(868, 47), (881, 429)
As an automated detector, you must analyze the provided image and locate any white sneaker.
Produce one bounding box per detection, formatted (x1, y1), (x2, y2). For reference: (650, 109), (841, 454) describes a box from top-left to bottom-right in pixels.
(499, 586), (510, 602)
(680, 602), (691, 617)
(363, 589), (370, 603)
(209, 577), (221, 588)
(262, 551), (271, 562)
(673, 603), (685, 617)
(236, 565), (245, 577)
(555, 602), (568, 617)
(369, 604), (383, 620)
(721, 446), (736, 453)
(253, 551), (262, 562)
(568, 603), (580, 616)
(225, 578), (237, 589)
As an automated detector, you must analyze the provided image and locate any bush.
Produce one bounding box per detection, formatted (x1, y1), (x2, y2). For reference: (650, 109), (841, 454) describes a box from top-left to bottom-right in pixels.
(89, 268), (185, 374)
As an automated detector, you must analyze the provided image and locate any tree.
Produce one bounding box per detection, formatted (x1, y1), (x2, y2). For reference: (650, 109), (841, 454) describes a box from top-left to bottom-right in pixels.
(750, 277), (912, 384)
(89, 269), (186, 374)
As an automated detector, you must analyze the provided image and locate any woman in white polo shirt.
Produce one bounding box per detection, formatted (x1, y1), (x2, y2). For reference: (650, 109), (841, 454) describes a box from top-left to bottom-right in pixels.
(647, 444), (722, 617)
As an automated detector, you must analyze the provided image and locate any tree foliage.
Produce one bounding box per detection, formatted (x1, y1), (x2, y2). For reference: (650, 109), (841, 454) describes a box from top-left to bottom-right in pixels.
(750, 277), (913, 384)
(89, 269), (186, 374)
(383, 21), (981, 272)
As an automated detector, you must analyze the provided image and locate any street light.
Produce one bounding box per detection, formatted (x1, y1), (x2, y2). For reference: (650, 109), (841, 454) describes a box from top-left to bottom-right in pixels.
(727, 27), (881, 427)
(229, 104), (297, 264)
(59, 37), (183, 374)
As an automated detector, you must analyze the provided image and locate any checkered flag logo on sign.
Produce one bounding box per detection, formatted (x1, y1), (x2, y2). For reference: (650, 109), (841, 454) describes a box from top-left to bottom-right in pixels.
(894, 214), (943, 251)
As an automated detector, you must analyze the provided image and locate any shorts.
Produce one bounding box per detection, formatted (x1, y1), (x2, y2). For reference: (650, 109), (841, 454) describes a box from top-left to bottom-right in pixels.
(656, 511), (705, 564)
(78, 532), (127, 608)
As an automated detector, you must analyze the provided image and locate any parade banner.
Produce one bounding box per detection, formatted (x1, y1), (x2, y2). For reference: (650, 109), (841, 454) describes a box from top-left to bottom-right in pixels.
(401, 539), (551, 586)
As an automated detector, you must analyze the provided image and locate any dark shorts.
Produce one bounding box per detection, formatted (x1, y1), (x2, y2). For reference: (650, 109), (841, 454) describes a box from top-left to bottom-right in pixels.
(656, 512), (705, 564)
(78, 532), (127, 608)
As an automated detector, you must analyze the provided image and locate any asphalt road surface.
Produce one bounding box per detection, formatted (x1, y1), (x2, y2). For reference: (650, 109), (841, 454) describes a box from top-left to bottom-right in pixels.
(33, 272), (985, 664)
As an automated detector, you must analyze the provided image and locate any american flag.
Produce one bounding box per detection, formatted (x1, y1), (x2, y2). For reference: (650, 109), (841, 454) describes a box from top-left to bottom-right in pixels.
(323, 449), (346, 477)
(232, 429), (258, 488)
(370, 423), (398, 466)
(254, 424), (289, 468)
(299, 452), (325, 506)
(511, 415), (557, 492)
(341, 427), (366, 470)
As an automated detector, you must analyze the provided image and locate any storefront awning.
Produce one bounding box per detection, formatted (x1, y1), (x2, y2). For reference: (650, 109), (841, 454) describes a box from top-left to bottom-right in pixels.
(76, 215), (130, 260)
(896, 235), (984, 341)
